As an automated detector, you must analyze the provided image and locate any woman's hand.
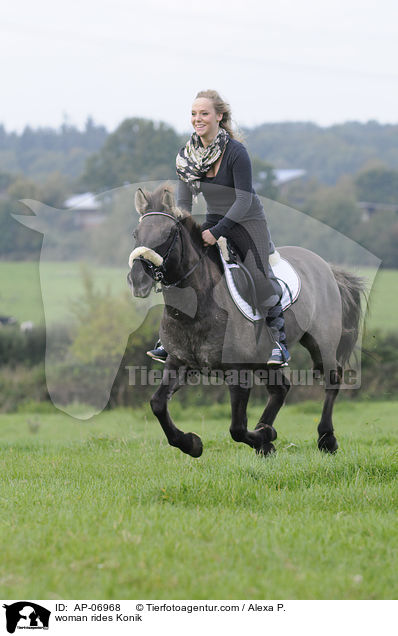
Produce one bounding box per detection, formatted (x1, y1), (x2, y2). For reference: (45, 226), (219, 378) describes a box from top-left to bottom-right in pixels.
(202, 229), (217, 246)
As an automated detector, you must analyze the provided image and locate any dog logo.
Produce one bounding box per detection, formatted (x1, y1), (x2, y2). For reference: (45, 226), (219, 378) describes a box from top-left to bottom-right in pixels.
(2, 602), (51, 633)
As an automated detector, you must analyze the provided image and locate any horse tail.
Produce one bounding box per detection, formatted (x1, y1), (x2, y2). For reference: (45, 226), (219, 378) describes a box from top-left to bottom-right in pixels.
(331, 267), (367, 366)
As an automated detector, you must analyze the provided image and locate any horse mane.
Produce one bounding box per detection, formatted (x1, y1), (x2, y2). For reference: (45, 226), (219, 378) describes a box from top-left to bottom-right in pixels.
(180, 213), (205, 250)
(139, 183), (223, 270)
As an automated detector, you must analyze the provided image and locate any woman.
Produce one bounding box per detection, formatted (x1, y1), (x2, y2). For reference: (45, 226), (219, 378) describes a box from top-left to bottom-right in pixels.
(148, 89), (290, 367)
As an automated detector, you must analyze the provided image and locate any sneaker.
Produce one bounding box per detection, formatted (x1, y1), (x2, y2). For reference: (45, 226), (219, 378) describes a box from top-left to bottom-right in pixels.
(267, 343), (291, 367)
(146, 342), (168, 363)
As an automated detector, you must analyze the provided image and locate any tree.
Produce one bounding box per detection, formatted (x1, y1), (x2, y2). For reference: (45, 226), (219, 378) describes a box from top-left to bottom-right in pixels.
(0, 120), (108, 180)
(40, 172), (70, 208)
(305, 178), (362, 237)
(80, 118), (181, 191)
(355, 166), (398, 204)
(0, 198), (42, 260)
(7, 176), (42, 201)
(354, 208), (398, 267)
(0, 171), (14, 192)
(251, 156), (278, 200)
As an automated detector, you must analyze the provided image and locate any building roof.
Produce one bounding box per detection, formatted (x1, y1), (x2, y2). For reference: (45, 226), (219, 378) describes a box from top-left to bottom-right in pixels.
(273, 169), (306, 185)
(63, 193), (100, 210)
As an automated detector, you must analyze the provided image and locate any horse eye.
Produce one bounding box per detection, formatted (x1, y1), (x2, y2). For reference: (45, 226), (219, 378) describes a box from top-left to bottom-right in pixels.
(132, 230), (137, 240)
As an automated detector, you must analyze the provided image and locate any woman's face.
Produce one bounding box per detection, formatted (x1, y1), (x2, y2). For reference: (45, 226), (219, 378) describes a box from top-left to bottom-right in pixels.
(191, 98), (222, 144)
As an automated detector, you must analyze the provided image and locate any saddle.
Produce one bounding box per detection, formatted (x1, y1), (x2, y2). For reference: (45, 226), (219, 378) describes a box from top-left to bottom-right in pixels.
(217, 240), (301, 323)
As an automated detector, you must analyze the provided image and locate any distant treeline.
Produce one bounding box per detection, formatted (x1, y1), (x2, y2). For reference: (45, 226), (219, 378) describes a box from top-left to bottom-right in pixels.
(1, 117), (397, 267)
(244, 120), (398, 184)
(2, 118), (398, 184)
(0, 118), (107, 180)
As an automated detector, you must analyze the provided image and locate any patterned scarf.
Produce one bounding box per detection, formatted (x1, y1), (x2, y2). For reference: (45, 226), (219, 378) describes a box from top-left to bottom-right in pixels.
(176, 127), (230, 195)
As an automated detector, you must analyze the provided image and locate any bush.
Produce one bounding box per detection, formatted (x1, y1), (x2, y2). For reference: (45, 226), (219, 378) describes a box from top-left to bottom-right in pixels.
(0, 365), (49, 412)
(0, 322), (397, 413)
(0, 326), (46, 367)
(0, 325), (71, 367)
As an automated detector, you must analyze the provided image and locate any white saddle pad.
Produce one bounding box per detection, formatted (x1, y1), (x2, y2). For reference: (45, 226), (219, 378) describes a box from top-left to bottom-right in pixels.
(219, 249), (301, 322)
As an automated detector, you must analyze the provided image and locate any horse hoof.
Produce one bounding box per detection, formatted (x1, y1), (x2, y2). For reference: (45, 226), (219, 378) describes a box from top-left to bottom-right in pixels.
(318, 435), (338, 454)
(256, 442), (276, 457)
(185, 432), (203, 458)
(255, 424), (277, 442)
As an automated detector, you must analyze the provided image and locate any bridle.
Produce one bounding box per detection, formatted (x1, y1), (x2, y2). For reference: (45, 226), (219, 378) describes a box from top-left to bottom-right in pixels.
(132, 211), (208, 291)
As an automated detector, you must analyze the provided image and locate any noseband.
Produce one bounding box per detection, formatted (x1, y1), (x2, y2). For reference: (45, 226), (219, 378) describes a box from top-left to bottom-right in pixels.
(132, 212), (207, 290)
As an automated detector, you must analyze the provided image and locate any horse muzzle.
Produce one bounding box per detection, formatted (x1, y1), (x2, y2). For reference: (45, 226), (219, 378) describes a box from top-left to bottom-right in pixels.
(127, 262), (153, 298)
(128, 245), (165, 297)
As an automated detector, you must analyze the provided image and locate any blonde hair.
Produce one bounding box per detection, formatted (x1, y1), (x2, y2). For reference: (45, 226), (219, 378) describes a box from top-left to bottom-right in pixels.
(195, 89), (243, 141)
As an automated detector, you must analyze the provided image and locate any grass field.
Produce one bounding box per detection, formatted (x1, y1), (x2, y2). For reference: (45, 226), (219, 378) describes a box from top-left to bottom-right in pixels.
(0, 261), (129, 326)
(0, 400), (397, 599)
(360, 267), (398, 332)
(0, 261), (397, 331)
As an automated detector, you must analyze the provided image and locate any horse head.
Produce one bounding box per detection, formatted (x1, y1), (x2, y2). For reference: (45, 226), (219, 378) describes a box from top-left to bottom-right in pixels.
(127, 183), (192, 298)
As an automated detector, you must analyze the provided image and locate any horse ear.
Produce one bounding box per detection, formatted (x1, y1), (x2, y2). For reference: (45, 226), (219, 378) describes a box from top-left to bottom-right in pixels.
(161, 188), (175, 213)
(135, 188), (150, 215)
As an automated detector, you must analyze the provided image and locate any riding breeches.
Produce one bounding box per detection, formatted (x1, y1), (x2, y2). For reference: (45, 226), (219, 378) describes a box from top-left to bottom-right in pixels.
(203, 217), (287, 345)
(204, 218), (282, 308)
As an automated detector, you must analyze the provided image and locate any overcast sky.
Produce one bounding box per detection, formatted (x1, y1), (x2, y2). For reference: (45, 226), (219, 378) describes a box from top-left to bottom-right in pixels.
(2, 0), (398, 133)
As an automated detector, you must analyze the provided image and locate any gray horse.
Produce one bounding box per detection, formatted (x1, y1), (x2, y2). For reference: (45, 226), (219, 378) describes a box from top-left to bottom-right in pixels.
(128, 184), (365, 458)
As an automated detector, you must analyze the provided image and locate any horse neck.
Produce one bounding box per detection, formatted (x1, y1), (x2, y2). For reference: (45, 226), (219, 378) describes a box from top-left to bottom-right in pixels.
(164, 225), (221, 303)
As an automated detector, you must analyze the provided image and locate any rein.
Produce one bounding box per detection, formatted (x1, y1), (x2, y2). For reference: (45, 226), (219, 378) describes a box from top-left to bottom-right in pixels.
(134, 211), (208, 291)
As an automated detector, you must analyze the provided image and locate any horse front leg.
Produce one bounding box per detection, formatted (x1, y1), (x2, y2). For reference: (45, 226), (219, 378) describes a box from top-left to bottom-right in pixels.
(254, 368), (291, 455)
(150, 360), (203, 458)
(228, 384), (274, 454)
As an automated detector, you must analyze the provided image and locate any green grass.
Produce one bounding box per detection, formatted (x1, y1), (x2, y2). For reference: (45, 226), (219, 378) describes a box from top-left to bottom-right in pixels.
(360, 267), (398, 332)
(0, 400), (397, 599)
(0, 261), (128, 326)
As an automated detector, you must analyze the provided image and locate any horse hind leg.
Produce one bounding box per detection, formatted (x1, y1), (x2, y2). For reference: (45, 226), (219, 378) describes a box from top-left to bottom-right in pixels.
(228, 384), (276, 455)
(300, 333), (341, 453)
(317, 359), (341, 453)
(300, 332), (324, 376)
(254, 368), (290, 455)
